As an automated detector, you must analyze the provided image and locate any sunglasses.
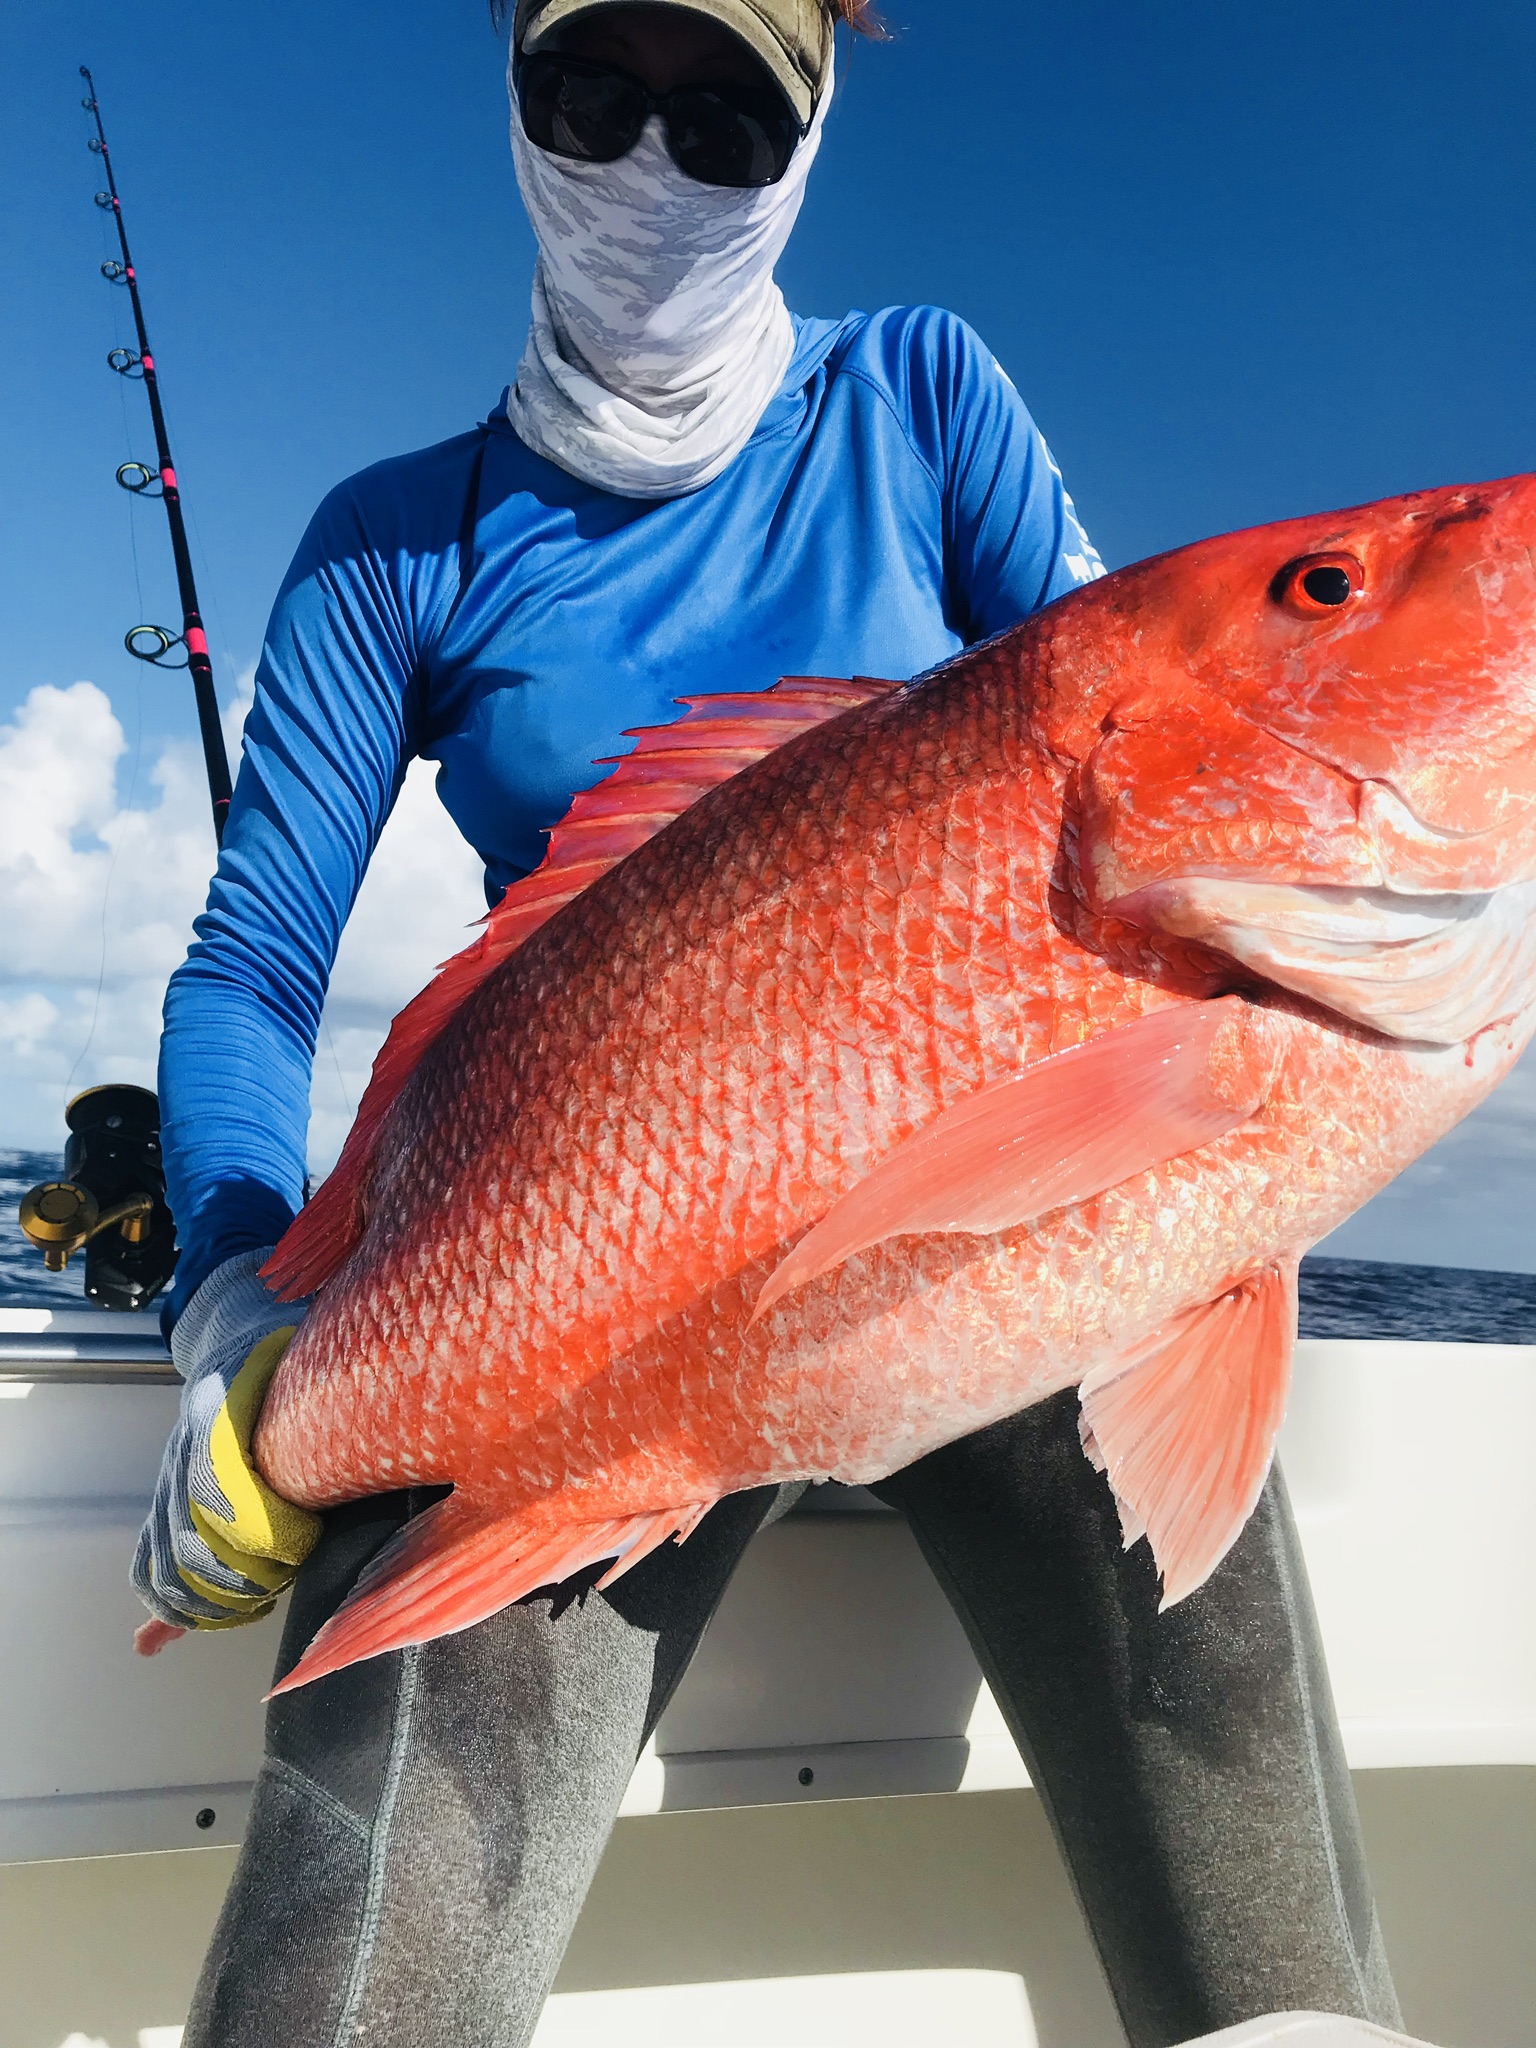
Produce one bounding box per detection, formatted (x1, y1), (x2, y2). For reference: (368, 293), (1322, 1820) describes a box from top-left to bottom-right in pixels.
(516, 52), (805, 189)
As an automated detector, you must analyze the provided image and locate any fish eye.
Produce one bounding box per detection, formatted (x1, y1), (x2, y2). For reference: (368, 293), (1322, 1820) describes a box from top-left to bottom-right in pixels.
(1301, 565), (1352, 605)
(1272, 552), (1364, 618)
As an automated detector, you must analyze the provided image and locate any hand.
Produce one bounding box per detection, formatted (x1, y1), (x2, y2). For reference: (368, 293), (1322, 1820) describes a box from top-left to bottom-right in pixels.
(133, 1248), (321, 1640)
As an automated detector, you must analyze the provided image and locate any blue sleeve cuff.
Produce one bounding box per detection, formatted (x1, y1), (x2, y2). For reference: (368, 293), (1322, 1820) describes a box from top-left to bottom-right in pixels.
(162, 1177), (300, 1332)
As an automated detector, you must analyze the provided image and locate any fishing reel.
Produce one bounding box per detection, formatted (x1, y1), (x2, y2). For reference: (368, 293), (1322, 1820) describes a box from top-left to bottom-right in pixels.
(18, 1085), (178, 1311)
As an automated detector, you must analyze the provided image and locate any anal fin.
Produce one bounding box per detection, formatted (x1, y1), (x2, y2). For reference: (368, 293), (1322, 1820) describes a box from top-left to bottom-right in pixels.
(268, 1491), (717, 1696)
(1078, 1259), (1298, 1608)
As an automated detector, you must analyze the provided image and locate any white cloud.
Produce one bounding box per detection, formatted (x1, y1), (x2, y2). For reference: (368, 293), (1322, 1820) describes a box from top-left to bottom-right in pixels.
(0, 683), (215, 1145)
(308, 754), (487, 1168)
(0, 678), (1531, 1269)
(0, 680), (484, 1172)
(0, 991), (59, 1058)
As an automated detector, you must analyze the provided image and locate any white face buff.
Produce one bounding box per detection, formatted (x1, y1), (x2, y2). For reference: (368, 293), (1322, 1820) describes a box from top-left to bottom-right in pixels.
(506, 43), (831, 500)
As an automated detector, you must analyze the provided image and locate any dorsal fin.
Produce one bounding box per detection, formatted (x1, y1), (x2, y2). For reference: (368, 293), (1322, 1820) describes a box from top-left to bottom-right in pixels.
(262, 676), (899, 1301)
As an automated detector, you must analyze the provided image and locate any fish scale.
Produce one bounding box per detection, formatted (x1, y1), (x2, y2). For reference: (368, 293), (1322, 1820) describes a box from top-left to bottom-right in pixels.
(280, 694), (1054, 1479)
(249, 476), (1536, 1693)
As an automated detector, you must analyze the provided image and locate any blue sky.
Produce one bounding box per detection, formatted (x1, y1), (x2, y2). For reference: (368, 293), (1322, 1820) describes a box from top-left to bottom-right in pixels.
(2, 0), (1535, 1266)
(5, 0), (1534, 736)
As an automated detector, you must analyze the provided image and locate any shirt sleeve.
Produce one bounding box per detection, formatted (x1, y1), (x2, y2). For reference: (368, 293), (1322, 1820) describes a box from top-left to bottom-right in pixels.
(894, 309), (1106, 644)
(158, 473), (450, 1318)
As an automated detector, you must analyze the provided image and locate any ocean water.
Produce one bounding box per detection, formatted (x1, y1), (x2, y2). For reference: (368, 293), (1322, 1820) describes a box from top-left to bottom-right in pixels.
(2, 1149), (1534, 1341)
(1296, 1256), (1536, 1344)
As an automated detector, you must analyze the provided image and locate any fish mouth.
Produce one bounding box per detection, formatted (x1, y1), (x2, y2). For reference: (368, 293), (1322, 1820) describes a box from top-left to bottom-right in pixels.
(1111, 876), (1536, 1044)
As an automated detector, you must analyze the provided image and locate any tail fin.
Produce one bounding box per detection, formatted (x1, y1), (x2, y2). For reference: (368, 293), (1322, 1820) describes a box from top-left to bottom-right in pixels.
(263, 675), (899, 1302)
(268, 1491), (716, 1696)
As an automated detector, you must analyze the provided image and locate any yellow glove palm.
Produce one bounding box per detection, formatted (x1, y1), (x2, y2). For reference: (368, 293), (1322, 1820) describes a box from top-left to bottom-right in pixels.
(136, 1249), (324, 1638)
(174, 1329), (322, 1625)
(186, 1325), (319, 1576)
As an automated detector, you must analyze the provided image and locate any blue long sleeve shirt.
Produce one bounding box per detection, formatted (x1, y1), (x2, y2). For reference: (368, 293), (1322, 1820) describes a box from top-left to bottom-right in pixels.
(159, 305), (1104, 1315)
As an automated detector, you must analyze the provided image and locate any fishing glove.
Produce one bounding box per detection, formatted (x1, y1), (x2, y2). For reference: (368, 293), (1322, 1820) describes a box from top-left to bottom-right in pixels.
(133, 1248), (320, 1633)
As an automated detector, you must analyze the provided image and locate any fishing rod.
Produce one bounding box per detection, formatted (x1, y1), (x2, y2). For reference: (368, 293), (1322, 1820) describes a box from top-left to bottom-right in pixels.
(80, 64), (233, 846)
(11, 68), (221, 1309)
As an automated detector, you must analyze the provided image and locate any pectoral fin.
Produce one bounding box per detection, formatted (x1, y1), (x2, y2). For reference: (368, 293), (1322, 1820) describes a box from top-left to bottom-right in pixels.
(1078, 1259), (1298, 1608)
(752, 998), (1258, 1322)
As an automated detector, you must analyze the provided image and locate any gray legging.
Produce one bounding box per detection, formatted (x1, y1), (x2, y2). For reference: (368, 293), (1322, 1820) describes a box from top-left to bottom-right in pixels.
(184, 1392), (1401, 2047)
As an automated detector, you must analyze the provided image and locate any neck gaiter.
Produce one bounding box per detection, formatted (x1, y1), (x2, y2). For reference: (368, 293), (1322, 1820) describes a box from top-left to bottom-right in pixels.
(506, 48), (830, 499)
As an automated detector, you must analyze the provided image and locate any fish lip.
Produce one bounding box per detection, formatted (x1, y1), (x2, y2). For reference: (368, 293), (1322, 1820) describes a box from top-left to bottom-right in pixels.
(1107, 875), (1536, 1047)
(1118, 880), (1496, 949)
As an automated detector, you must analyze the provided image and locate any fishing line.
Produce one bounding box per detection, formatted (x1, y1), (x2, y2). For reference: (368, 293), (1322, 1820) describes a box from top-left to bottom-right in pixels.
(62, 672), (145, 1107)
(62, 656), (152, 1107)
(65, 146), (150, 1109)
(118, 363), (149, 624)
(182, 492), (238, 708)
(94, 156), (149, 624)
(322, 1017), (354, 1118)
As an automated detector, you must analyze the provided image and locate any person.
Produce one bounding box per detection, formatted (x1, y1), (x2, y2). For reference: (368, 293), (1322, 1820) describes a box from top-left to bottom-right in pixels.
(136, 4), (1405, 2043)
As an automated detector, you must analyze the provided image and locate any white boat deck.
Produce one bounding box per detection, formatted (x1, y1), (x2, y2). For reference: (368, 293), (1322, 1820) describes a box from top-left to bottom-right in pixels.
(1, 1318), (1530, 1862)
(1, 1312), (1532, 2046)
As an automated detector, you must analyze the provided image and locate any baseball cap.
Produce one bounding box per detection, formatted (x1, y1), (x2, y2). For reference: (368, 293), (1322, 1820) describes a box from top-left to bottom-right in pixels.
(512, 0), (834, 126)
